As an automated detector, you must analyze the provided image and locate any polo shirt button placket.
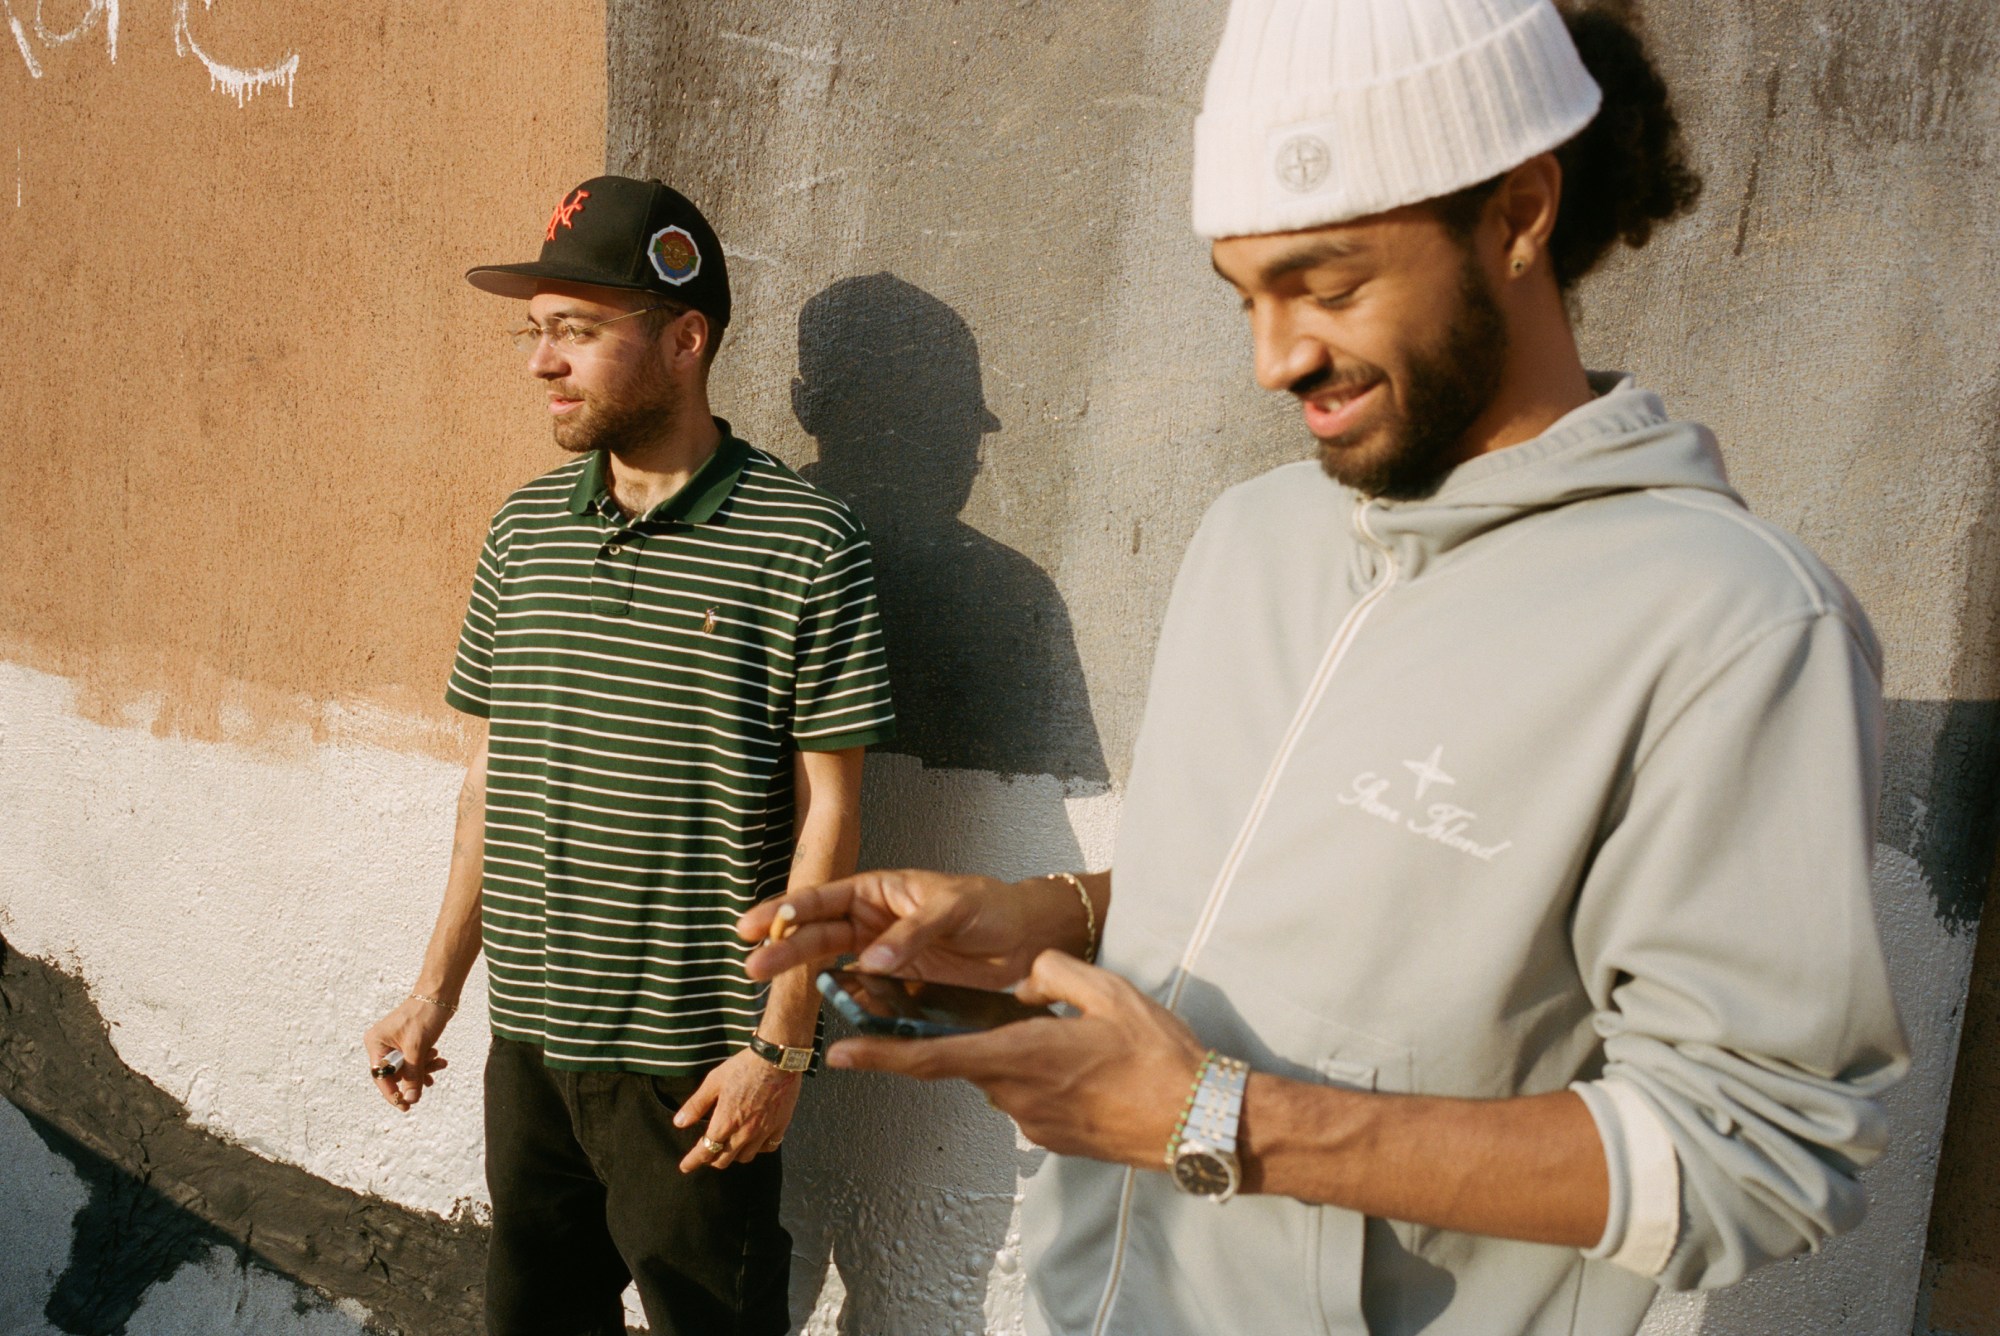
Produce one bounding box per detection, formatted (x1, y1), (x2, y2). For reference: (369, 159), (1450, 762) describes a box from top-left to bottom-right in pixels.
(592, 529), (640, 617)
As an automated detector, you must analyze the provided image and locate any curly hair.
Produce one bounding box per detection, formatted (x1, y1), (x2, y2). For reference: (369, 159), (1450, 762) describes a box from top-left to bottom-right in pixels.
(1436, 1), (1703, 290)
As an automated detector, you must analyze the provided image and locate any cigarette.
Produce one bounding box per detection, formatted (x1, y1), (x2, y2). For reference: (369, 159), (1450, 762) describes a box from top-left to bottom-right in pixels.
(371, 1049), (406, 1080)
(767, 903), (797, 944)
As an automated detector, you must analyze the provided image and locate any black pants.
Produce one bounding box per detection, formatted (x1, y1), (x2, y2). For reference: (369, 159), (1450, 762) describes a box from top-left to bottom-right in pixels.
(483, 1036), (792, 1336)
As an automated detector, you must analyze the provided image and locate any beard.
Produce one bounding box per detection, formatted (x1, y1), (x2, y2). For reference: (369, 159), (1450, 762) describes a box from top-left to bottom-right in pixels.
(548, 358), (683, 456)
(1309, 255), (1508, 501)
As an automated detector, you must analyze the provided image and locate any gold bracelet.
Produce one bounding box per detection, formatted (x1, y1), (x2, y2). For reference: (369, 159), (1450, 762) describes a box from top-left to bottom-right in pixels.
(1049, 872), (1098, 964)
(410, 991), (458, 1014)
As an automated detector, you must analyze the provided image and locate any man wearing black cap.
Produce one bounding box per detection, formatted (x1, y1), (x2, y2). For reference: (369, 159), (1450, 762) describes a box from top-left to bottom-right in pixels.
(363, 176), (897, 1336)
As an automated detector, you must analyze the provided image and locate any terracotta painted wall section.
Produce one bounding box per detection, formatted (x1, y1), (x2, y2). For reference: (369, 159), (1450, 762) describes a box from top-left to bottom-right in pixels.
(1, 0), (605, 759)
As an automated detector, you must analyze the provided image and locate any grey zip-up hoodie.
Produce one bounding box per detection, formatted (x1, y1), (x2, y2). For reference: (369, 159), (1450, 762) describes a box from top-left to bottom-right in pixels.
(1022, 376), (1909, 1336)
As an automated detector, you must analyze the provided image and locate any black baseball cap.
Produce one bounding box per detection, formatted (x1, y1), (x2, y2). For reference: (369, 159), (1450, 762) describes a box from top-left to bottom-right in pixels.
(466, 176), (731, 329)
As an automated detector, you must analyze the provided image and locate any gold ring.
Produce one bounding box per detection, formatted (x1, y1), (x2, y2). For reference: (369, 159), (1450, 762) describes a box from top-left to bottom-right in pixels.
(701, 1135), (726, 1153)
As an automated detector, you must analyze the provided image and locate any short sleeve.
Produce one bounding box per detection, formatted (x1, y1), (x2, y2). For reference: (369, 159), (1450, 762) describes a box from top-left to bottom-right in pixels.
(790, 530), (896, 751)
(443, 525), (502, 718)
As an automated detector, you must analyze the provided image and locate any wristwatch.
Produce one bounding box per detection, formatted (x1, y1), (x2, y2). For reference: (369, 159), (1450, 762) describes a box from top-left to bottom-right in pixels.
(747, 1032), (815, 1074)
(1167, 1052), (1249, 1203)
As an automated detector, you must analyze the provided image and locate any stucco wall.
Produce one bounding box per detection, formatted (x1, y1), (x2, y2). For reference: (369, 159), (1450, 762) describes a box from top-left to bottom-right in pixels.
(4, 1), (1997, 1334)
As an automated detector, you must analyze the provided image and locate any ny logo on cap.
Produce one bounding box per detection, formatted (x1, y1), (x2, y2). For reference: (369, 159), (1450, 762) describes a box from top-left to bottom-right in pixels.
(546, 188), (590, 241)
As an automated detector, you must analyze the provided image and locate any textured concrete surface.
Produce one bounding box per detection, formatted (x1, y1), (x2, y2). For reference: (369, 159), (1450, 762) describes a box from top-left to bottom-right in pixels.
(2, 0), (1997, 1333)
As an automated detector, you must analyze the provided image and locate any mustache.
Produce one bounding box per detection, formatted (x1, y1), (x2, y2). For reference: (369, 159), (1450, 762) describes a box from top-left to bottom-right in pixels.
(1288, 366), (1378, 401)
(546, 382), (587, 400)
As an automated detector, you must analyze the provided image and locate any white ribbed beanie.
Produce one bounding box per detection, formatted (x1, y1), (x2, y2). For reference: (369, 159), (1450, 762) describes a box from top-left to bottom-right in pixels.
(1192, 0), (1603, 239)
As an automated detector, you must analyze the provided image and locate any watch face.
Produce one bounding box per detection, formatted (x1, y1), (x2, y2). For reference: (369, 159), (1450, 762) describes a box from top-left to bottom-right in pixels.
(1172, 1146), (1239, 1200)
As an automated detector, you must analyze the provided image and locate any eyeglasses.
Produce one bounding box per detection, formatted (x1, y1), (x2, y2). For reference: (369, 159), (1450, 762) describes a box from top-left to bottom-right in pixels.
(507, 305), (684, 353)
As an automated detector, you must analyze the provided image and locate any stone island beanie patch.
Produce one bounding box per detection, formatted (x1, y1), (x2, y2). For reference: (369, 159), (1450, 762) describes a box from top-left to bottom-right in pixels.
(1191, 0), (1603, 240)
(466, 175), (732, 329)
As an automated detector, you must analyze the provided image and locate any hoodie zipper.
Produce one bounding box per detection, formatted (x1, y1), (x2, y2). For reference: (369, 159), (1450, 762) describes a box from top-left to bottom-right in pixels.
(1087, 496), (1399, 1336)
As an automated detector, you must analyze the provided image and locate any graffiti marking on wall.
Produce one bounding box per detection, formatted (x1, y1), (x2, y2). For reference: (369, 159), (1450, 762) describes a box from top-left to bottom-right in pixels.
(172, 0), (296, 106)
(3, 0), (297, 107)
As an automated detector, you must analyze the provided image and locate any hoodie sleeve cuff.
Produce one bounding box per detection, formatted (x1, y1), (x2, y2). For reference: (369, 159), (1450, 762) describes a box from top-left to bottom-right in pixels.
(1571, 1077), (1682, 1277)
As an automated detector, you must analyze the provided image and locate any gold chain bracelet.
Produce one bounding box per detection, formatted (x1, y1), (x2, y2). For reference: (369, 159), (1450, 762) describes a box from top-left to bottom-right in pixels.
(1048, 872), (1098, 964)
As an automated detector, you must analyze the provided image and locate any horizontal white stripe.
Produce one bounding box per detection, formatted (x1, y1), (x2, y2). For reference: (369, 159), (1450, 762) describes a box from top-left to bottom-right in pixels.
(511, 547), (816, 598)
(490, 653), (779, 714)
(794, 710), (896, 740)
(487, 811), (776, 856)
(485, 833), (765, 873)
(490, 736), (779, 791)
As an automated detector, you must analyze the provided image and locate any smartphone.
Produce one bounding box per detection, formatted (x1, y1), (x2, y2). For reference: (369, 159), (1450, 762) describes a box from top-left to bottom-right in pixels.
(816, 968), (1056, 1039)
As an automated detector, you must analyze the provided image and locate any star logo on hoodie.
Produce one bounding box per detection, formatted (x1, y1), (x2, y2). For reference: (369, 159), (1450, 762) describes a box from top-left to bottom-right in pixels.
(1402, 745), (1456, 801)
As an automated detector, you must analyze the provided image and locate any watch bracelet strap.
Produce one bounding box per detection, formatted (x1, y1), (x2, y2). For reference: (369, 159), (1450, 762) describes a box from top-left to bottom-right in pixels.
(747, 1032), (818, 1074)
(1166, 1051), (1249, 1165)
(1186, 1055), (1248, 1155)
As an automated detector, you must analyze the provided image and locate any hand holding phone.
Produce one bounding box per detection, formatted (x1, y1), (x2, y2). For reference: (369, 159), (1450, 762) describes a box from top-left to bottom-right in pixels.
(817, 968), (1056, 1039)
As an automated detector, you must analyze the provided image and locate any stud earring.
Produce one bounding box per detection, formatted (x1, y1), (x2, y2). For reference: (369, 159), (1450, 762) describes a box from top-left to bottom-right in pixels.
(1511, 257), (1527, 274)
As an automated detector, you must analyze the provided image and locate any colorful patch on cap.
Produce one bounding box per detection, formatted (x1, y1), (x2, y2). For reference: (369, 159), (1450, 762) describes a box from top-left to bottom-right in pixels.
(545, 188), (589, 241)
(648, 226), (702, 285)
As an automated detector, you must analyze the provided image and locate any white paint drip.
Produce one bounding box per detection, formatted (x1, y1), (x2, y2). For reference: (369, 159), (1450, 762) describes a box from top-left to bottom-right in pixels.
(172, 0), (296, 107)
(6, 9), (44, 77)
(30, 0), (117, 60)
(4, 0), (293, 104)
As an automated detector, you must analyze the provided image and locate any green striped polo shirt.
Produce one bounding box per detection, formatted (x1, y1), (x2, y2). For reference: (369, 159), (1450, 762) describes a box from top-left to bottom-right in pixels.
(444, 424), (896, 1073)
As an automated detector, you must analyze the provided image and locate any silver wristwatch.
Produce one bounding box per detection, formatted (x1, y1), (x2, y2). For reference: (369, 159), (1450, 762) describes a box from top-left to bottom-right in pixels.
(1168, 1052), (1249, 1203)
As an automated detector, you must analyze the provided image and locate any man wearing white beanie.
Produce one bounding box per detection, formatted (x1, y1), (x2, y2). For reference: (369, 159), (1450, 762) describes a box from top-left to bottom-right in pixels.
(741, 3), (1909, 1333)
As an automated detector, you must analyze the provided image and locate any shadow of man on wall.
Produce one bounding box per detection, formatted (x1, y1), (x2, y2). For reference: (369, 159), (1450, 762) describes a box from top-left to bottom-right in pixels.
(795, 272), (1108, 786)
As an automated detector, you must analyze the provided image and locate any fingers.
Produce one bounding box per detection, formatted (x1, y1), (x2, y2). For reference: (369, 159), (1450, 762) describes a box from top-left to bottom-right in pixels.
(672, 1070), (722, 1130)
(680, 1122), (767, 1172)
(737, 879), (862, 946)
(848, 886), (973, 975)
(743, 919), (863, 982)
(364, 1025), (414, 1111)
(826, 1029), (1021, 1082)
(1015, 949), (1123, 1010)
(738, 871), (983, 981)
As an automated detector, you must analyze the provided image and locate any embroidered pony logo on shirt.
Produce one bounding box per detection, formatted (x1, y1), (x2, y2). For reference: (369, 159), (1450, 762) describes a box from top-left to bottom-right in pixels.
(1338, 745), (1512, 862)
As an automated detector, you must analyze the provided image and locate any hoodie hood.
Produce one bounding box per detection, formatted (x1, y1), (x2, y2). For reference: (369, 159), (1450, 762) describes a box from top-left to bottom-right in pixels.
(1356, 372), (1743, 585)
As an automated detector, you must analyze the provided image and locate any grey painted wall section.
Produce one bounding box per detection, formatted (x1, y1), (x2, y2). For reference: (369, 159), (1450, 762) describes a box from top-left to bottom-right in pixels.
(607, 1), (1999, 1334)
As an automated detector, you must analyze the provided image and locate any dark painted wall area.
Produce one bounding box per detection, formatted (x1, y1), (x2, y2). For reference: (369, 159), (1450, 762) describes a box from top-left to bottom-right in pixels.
(1880, 702), (2000, 935)
(0, 939), (487, 1336)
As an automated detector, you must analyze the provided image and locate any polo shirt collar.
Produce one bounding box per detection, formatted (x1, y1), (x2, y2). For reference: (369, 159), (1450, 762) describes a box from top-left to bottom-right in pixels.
(566, 418), (751, 524)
